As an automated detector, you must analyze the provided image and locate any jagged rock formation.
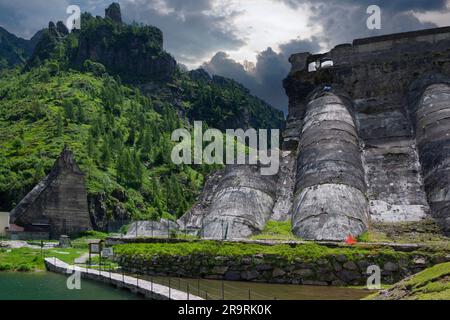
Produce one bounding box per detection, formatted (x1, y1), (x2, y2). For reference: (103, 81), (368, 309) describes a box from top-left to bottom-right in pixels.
(27, 3), (176, 82)
(73, 3), (176, 82)
(105, 2), (122, 23)
(10, 148), (91, 238)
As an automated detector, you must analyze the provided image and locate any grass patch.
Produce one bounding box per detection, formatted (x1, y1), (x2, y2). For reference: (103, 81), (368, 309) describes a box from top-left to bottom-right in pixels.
(113, 241), (406, 262)
(368, 262), (450, 300)
(0, 247), (87, 272)
(71, 230), (109, 249)
(250, 221), (298, 241)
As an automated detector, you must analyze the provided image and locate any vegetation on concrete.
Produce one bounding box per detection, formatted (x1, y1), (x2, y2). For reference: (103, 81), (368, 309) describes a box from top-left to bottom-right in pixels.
(250, 220), (297, 240)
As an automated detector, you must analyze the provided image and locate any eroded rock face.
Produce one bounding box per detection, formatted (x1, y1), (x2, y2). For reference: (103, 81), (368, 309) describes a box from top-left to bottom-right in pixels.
(105, 3), (122, 23)
(202, 166), (277, 239)
(291, 89), (369, 240)
(73, 4), (176, 82)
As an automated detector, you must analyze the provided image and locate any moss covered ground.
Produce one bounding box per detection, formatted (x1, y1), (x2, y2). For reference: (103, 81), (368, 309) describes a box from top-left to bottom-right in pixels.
(368, 262), (450, 300)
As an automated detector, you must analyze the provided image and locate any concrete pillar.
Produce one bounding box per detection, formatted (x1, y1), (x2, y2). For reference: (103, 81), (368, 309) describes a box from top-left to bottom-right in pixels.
(292, 88), (369, 240)
(413, 83), (450, 234)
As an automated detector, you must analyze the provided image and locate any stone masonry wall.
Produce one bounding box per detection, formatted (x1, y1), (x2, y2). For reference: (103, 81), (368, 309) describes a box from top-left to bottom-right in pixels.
(116, 250), (449, 287)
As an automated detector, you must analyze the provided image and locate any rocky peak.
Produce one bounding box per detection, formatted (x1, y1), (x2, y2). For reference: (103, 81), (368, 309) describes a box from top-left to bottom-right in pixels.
(56, 21), (69, 36)
(105, 2), (122, 23)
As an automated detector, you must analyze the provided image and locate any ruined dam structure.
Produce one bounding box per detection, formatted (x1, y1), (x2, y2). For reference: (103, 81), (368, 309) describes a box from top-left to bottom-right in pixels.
(178, 27), (450, 241)
(10, 149), (92, 238)
(284, 26), (450, 239)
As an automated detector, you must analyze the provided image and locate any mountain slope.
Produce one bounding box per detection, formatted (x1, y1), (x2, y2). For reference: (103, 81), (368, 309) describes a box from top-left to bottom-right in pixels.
(0, 3), (285, 231)
(0, 27), (42, 69)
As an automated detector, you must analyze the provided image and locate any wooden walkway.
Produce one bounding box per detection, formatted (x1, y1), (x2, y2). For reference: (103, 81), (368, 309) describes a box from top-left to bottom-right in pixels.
(44, 257), (203, 300)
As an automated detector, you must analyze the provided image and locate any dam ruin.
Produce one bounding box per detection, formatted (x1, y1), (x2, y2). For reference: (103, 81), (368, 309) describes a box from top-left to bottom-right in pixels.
(179, 26), (450, 241)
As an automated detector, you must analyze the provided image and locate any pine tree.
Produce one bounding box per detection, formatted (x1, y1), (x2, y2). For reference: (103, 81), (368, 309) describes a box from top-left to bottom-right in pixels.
(55, 112), (63, 136)
(86, 130), (96, 158)
(100, 137), (111, 168)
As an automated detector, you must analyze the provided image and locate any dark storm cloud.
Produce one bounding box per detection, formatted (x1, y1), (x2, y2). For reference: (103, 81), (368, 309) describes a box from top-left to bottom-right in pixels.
(303, 0), (440, 48)
(203, 0), (447, 113)
(0, 0), (448, 113)
(281, 0), (448, 12)
(0, 0), (71, 38)
(202, 37), (321, 114)
(120, 0), (244, 65)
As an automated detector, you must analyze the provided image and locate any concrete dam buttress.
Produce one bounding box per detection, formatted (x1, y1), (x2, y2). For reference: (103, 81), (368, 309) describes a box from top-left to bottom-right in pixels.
(178, 27), (450, 241)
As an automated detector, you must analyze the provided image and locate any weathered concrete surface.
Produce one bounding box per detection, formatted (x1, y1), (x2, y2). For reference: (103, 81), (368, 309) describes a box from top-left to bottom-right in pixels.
(271, 151), (296, 222)
(126, 219), (179, 238)
(44, 257), (202, 300)
(10, 148), (91, 238)
(202, 165), (277, 239)
(291, 89), (369, 241)
(284, 26), (450, 238)
(355, 95), (430, 222)
(410, 82), (450, 234)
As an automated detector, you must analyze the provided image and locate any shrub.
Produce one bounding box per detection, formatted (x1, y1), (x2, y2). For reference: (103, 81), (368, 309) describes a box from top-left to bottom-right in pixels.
(83, 60), (107, 76)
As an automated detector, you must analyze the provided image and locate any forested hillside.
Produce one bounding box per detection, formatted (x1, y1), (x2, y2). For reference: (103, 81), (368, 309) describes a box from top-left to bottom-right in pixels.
(0, 4), (284, 231)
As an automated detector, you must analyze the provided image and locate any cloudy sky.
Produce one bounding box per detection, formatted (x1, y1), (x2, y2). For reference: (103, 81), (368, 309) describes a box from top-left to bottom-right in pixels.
(1, 0), (450, 113)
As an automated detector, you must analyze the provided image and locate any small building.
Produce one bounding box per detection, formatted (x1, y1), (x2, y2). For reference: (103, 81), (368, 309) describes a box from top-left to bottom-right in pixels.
(0, 212), (9, 237)
(6, 223), (49, 240)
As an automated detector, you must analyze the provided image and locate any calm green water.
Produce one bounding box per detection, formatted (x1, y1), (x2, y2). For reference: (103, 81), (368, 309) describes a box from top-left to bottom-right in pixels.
(143, 276), (372, 300)
(0, 272), (143, 300)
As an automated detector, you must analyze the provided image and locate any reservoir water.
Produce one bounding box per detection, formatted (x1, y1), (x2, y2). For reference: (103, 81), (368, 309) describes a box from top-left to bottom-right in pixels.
(0, 271), (371, 300)
(0, 272), (143, 300)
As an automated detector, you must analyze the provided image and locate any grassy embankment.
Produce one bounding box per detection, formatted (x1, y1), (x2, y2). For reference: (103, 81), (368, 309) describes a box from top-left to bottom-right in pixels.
(113, 241), (416, 262)
(367, 262), (450, 300)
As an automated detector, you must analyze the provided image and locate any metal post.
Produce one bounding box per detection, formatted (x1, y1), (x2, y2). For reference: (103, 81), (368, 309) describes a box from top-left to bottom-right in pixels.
(167, 221), (170, 239)
(221, 280), (225, 300)
(151, 277), (153, 292)
(201, 220), (204, 239)
(248, 290), (251, 300)
(169, 279), (171, 300)
(198, 279), (200, 295)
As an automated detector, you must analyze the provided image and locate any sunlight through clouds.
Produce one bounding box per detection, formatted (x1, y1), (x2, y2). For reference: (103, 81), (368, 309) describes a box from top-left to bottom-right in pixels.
(209, 0), (318, 64)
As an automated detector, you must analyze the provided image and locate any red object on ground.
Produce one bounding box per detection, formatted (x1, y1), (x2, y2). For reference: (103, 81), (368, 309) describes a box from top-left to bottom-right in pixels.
(345, 235), (357, 245)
